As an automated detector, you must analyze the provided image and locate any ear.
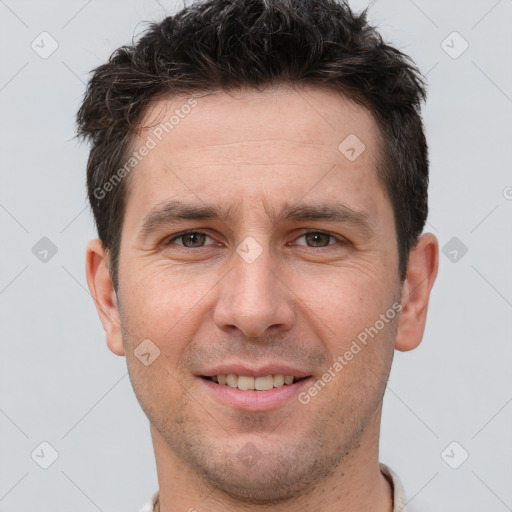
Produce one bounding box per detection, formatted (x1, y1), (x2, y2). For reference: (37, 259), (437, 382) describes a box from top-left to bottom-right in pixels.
(395, 233), (439, 352)
(85, 239), (125, 356)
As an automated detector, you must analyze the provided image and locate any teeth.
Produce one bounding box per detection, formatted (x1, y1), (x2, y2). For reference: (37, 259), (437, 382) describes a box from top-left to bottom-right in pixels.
(226, 374), (238, 388)
(273, 374), (285, 387)
(212, 374), (297, 390)
(238, 375), (255, 390)
(255, 375), (274, 391)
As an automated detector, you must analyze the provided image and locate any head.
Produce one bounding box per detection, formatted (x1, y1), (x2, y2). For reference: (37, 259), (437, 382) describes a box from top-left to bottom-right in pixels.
(80, 0), (438, 504)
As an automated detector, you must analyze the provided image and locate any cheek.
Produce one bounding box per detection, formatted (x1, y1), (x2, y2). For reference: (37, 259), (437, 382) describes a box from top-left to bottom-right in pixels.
(293, 267), (393, 337)
(125, 350), (186, 429)
(292, 268), (398, 395)
(313, 296), (397, 412)
(120, 260), (214, 336)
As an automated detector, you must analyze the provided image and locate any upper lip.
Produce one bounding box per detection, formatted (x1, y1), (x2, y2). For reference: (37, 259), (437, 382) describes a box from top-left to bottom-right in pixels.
(198, 363), (311, 379)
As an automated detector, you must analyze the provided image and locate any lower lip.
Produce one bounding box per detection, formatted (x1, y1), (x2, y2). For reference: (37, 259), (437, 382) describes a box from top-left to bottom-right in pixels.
(198, 377), (312, 411)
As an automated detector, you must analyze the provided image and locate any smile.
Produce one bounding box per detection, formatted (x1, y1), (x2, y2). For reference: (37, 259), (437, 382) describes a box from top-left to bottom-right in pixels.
(199, 374), (313, 411)
(202, 374), (309, 391)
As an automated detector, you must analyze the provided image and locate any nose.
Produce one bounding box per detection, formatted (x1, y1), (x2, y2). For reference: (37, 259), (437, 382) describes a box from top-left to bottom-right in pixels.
(213, 245), (295, 338)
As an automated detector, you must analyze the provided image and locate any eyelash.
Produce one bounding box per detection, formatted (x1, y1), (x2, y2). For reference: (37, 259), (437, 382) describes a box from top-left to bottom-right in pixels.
(165, 230), (347, 249)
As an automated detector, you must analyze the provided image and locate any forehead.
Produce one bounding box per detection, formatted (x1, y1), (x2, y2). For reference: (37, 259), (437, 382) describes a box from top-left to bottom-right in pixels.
(126, 85), (387, 222)
(138, 85), (380, 157)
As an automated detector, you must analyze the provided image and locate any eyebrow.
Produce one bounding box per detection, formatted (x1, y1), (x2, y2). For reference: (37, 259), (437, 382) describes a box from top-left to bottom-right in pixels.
(269, 202), (375, 237)
(138, 199), (375, 239)
(139, 201), (233, 240)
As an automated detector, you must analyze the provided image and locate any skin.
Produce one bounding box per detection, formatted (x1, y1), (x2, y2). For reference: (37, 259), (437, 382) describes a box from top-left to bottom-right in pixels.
(86, 85), (438, 512)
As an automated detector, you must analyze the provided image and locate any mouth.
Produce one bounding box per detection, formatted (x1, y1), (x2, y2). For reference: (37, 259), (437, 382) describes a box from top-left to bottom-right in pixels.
(200, 374), (310, 391)
(197, 364), (313, 410)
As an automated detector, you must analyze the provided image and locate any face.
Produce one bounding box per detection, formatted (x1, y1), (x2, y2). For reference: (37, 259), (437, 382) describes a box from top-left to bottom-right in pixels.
(88, 85), (431, 502)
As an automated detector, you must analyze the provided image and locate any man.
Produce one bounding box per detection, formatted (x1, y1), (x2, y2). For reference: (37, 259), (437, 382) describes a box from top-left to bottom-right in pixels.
(77, 0), (438, 510)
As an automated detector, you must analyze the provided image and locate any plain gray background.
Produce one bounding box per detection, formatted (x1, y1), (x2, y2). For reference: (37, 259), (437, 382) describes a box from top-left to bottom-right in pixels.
(0, 0), (511, 510)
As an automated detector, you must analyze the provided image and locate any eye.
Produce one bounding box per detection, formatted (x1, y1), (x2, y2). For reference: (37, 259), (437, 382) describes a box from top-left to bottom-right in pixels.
(294, 231), (344, 248)
(166, 231), (215, 248)
(164, 230), (346, 250)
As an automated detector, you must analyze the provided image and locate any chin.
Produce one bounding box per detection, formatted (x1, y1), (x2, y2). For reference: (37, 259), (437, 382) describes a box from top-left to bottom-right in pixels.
(198, 466), (308, 504)
(183, 441), (345, 504)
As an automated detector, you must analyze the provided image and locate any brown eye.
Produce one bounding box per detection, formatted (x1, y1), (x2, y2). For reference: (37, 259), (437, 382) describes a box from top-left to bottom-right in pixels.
(168, 232), (212, 248)
(295, 232), (339, 248)
(305, 232), (332, 247)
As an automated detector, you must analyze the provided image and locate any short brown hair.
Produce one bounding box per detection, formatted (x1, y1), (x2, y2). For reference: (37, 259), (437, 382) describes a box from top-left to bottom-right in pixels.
(76, 0), (429, 292)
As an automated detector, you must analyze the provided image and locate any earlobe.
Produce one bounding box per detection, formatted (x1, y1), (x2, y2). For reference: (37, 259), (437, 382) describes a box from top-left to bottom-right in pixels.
(85, 239), (125, 356)
(394, 233), (439, 352)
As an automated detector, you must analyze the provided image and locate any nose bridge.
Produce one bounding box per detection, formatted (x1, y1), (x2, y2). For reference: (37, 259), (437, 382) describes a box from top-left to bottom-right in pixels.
(234, 243), (275, 306)
(213, 239), (294, 337)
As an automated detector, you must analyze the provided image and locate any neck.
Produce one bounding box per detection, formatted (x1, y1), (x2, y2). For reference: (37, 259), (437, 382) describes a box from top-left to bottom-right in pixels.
(151, 405), (392, 512)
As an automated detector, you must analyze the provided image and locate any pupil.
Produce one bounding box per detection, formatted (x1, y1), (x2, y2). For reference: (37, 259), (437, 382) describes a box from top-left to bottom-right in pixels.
(184, 233), (204, 247)
(307, 233), (328, 247)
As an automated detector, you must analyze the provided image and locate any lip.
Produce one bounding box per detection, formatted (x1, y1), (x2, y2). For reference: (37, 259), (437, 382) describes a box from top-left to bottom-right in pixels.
(198, 363), (311, 379)
(198, 375), (313, 411)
